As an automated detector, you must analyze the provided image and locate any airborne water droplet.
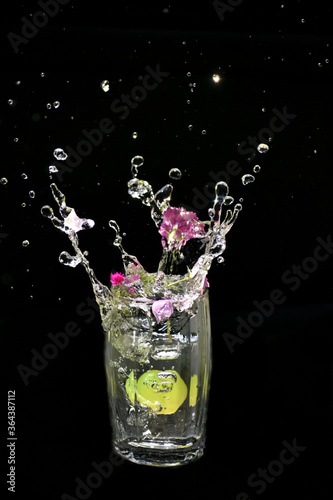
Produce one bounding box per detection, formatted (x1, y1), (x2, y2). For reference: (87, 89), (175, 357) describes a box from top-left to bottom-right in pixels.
(101, 80), (110, 92)
(257, 143), (269, 153)
(41, 205), (54, 218)
(131, 155), (144, 177)
(1, 178), (8, 185)
(46, 103), (52, 109)
(169, 168), (182, 180)
(49, 165), (58, 173)
(241, 174), (255, 186)
(29, 190), (35, 198)
(22, 240), (29, 247)
(53, 148), (68, 160)
(21, 173), (28, 179)
(132, 132), (138, 139)
(212, 74), (221, 83)
(253, 165), (261, 173)
(53, 101), (60, 109)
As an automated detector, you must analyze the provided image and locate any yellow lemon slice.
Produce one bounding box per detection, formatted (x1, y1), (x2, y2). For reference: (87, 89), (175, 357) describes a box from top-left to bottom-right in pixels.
(126, 369), (187, 415)
(189, 374), (198, 407)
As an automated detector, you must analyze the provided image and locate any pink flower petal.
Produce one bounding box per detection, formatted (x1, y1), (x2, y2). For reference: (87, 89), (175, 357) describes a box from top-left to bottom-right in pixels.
(152, 299), (174, 322)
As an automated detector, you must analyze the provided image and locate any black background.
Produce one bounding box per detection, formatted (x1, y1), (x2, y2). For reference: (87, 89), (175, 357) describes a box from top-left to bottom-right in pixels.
(1, 1), (333, 498)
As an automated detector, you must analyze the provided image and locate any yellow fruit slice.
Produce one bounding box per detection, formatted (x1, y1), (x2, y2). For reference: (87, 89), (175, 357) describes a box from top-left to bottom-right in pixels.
(189, 374), (198, 407)
(126, 369), (188, 415)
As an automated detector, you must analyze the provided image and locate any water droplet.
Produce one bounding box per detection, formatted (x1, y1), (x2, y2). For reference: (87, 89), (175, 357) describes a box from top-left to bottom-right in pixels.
(131, 155), (144, 177)
(262, 107), (266, 112)
(22, 240), (29, 247)
(59, 251), (81, 267)
(8, 99), (15, 106)
(49, 165), (58, 173)
(186, 72), (192, 77)
(21, 203), (26, 207)
(241, 174), (255, 186)
(21, 173), (28, 179)
(201, 130), (207, 135)
(46, 103), (52, 109)
(132, 132), (138, 139)
(325, 58), (329, 63)
(101, 80), (110, 92)
(41, 205), (54, 218)
(187, 99), (191, 104)
(224, 196), (234, 205)
(53, 101), (60, 109)
(14, 138), (19, 142)
(253, 165), (261, 173)
(257, 143), (269, 153)
(188, 124), (193, 131)
(212, 74), (221, 83)
(1, 177), (8, 185)
(217, 256), (224, 263)
(40, 72), (45, 77)
(301, 18), (305, 23)
(29, 190), (35, 198)
(15, 80), (21, 85)
(53, 148), (68, 160)
(169, 168), (182, 180)
(318, 62), (323, 68)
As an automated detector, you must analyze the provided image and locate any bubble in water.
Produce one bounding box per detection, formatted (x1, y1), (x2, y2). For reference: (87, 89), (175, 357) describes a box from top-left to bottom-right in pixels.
(1, 177), (8, 185)
(101, 80), (110, 92)
(253, 165), (261, 173)
(212, 74), (221, 83)
(257, 143), (269, 153)
(21, 173), (28, 179)
(49, 165), (58, 173)
(53, 101), (60, 109)
(241, 174), (255, 185)
(22, 240), (29, 247)
(53, 148), (68, 161)
(169, 168), (182, 180)
(132, 132), (138, 139)
(29, 190), (35, 198)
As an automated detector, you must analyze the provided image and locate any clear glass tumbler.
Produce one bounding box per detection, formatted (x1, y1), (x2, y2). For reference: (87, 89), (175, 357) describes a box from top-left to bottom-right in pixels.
(104, 290), (212, 467)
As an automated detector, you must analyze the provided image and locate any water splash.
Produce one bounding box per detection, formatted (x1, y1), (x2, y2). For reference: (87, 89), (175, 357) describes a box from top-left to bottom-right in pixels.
(44, 156), (242, 339)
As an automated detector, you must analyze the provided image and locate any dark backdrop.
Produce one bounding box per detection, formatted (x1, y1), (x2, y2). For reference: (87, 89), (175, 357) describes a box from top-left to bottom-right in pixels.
(2, 2), (333, 499)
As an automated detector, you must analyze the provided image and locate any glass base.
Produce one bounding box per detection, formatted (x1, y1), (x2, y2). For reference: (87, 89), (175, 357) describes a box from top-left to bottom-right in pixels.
(113, 437), (205, 467)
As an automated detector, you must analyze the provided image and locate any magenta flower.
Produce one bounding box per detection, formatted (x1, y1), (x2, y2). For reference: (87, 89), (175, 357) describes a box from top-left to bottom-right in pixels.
(110, 272), (125, 286)
(159, 207), (206, 250)
(152, 299), (174, 322)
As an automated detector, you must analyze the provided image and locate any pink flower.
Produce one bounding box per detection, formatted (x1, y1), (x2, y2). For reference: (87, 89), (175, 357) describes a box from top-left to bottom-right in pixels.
(110, 272), (125, 286)
(159, 207), (206, 250)
(152, 299), (174, 322)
